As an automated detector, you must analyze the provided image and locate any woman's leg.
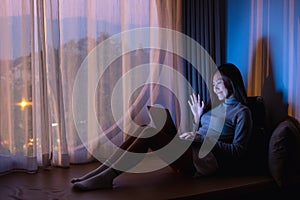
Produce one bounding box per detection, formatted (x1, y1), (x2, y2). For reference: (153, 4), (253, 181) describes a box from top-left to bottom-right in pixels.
(73, 126), (187, 190)
(71, 126), (148, 183)
(169, 144), (195, 176)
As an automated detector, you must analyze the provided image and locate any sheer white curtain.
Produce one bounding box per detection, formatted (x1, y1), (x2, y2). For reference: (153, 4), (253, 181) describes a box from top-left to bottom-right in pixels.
(0, 0), (187, 173)
(0, 0), (38, 173)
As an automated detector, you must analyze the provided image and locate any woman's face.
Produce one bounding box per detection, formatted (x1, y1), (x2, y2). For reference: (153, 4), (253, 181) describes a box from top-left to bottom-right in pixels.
(212, 71), (230, 101)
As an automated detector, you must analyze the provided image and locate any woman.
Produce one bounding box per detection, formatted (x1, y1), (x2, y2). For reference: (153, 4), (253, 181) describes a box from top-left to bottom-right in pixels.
(71, 63), (253, 191)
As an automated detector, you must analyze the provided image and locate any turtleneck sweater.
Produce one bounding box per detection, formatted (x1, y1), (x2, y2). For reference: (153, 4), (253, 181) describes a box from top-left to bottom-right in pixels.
(195, 97), (253, 167)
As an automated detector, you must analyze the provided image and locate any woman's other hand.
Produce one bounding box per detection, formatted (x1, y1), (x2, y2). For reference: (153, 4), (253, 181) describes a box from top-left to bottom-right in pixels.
(179, 131), (196, 140)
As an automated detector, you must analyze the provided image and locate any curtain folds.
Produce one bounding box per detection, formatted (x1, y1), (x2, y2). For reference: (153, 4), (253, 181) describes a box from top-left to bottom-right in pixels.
(181, 0), (226, 103)
(0, 0), (225, 174)
(0, 0), (38, 173)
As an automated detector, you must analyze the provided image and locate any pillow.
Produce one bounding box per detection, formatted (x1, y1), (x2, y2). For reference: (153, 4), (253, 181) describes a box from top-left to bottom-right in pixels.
(268, 117), (300, 188)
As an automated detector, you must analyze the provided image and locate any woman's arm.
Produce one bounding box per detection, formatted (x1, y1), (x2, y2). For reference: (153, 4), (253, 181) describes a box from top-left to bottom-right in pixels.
(212, 107), (253, 160)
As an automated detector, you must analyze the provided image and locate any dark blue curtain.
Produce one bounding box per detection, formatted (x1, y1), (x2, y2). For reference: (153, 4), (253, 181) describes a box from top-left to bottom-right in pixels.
(182, 0), (227, 103)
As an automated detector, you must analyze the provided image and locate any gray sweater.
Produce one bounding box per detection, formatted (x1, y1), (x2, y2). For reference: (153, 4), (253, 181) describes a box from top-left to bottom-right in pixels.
(196, 97), (253, 169)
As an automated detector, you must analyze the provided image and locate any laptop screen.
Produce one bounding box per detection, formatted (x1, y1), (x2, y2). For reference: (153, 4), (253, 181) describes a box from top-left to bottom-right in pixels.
(147, 105), (178, 135)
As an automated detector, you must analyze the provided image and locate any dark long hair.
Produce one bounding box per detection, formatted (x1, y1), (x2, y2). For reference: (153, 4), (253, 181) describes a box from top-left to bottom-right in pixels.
(216, 63), (248, 105)
(203, 63), (248, 114)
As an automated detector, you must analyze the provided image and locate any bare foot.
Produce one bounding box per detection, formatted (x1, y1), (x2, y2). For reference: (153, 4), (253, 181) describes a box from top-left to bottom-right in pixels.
(70, 164), (109, 183)
(71, 178), (83, 183)
(72, 174), (113, 191)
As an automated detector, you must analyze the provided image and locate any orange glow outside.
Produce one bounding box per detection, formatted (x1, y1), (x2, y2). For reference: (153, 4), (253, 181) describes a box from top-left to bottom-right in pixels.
(28, 138), (34, 147)
(17, 99), (32, 110)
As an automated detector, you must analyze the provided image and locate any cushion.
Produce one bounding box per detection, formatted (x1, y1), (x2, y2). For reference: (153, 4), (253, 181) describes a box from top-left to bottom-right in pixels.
(268, 117), (300, 188)
(244, 96), (268, 174)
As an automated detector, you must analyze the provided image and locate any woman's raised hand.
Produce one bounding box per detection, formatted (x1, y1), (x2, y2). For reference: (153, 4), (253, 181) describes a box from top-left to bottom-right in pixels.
(188, 93), (204, 124)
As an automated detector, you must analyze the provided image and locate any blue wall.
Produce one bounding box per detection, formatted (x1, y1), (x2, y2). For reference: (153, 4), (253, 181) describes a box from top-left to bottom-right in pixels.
(226, 0), (300, 125)
(226, 0), (300, 121)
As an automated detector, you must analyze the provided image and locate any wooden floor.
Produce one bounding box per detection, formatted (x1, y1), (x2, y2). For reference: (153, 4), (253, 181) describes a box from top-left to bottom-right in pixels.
(0, 160), (296, 200)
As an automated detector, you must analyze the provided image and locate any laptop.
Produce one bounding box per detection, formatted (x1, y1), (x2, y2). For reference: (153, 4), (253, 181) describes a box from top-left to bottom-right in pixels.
(147, 105), (178, 135)
(147, 105), (202, 142)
